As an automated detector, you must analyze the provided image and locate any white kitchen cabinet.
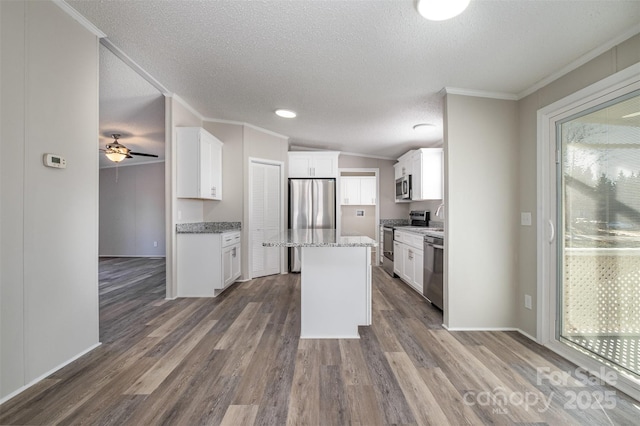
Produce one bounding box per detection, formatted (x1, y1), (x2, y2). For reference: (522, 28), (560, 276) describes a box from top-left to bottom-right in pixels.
(394, 150), (414, 180)
(393, 241), (402, 276)
(410, 148), (443, 201)
(394, 230), (424, 293)
(177, 230), (241, 297)
(177, 127), (223, 200)
(288, 151), (340, 178)
(222, 241), (241, 287)
(340, 176), (376, 205)
(359, 177), (376, 205)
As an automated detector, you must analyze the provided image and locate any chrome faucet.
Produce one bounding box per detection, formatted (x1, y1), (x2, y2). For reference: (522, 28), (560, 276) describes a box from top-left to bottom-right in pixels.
(435, 203), (445, 218)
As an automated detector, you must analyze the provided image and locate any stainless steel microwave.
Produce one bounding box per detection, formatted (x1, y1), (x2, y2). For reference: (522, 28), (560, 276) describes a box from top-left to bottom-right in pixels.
(395, 175), (411, 200)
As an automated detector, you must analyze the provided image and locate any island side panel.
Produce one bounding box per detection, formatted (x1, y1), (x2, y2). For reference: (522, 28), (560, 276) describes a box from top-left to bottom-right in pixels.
(300, 246), (370, 339)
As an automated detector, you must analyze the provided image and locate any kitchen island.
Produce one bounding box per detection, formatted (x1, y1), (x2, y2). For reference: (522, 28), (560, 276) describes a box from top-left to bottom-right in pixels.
(263, 229), (377, 339)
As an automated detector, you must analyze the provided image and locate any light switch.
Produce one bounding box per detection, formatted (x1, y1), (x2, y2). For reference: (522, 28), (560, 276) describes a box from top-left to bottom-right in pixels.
(521, 212), (532, 226)
(525, 294), (532, 310)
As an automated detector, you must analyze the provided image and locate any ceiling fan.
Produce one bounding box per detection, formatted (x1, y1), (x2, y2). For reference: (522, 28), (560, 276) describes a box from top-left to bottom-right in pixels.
(101, 134), (159, 163)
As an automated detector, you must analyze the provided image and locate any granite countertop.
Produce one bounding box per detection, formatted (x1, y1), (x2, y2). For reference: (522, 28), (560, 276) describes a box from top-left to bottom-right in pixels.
(176, 222), (241, 234)
(263, 229), (377, 248)
(394, 226), (444, 239)
(380, 218), (410, 227)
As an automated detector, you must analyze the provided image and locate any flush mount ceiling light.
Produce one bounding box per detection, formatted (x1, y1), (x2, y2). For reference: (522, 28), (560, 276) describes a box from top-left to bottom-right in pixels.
(416, 0), (471, 21)
(413, 123), (436, 132)
(275, 109), (297, 118)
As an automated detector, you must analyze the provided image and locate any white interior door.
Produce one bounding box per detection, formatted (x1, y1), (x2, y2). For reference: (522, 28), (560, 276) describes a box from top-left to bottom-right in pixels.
(250, 159), (282, 278)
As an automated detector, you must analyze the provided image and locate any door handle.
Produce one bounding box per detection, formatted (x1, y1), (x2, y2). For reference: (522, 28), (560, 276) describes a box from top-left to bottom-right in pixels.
(548, 219), (555, 244)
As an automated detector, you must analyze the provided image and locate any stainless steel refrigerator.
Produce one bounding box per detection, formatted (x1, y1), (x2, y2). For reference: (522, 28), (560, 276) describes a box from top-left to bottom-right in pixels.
(289, 178), (336, 272)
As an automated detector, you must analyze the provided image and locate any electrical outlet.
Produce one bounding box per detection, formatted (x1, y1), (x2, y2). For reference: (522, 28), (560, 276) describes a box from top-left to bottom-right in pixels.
(153, 241), (158, 247)
(524, 294), (532, 310)
(521, 212), (532, 226)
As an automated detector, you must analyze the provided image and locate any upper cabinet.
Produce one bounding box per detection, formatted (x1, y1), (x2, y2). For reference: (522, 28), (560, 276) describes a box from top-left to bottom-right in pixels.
(340, 176), (376, 205)
(393, 150), (414, 180)
(288, 151), (340, 178)
(177, 127), (223, 200)
(411, 148), (443, 201)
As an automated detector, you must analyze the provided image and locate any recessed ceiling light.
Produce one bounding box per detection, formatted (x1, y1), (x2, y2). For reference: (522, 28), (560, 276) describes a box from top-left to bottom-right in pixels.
(413, 123), (436, 132)
(622, 111), (640, 119)
(416, 0), (471, 21)
(275, 109), (297, 118)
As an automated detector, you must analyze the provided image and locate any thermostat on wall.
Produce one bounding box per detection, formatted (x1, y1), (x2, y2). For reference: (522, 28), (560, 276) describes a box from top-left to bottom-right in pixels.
(43, 153), (66, 169)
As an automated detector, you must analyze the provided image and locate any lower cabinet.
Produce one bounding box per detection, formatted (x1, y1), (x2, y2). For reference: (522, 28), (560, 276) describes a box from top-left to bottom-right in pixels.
(393, 230), (424, 293)
(177, 231), (242, 297)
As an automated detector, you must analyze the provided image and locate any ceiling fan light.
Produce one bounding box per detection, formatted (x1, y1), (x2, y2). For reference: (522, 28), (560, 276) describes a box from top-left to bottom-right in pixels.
(105, 151), (127, 162)
(416, 0), (470, 21)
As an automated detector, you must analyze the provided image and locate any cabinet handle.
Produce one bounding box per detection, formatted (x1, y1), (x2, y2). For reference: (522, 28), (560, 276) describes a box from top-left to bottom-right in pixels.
(232, 247), (236, 257)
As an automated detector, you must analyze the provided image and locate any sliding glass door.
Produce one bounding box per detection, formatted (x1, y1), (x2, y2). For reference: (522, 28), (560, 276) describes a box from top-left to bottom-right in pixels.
(557, 90), (640, 379)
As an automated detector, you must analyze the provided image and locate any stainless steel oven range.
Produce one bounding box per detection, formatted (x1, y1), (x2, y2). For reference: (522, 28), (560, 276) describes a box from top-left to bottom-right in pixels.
(381, 210), (430, 277)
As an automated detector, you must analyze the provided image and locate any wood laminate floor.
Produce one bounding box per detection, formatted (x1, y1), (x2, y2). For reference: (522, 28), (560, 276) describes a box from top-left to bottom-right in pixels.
(1, 257), (638, 425)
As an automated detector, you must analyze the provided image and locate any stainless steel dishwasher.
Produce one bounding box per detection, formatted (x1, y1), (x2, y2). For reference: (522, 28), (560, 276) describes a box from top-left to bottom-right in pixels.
(423, 234), (444, 310)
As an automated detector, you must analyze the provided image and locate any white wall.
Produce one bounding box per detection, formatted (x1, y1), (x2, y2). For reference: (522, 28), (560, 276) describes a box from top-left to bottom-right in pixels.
(516, 33), (640, 337)
(341, 205), (376, 239)
(444, 94), (519, 329)
(203, 121), (244, 222)
(1, 0), (99, 399)
(100, 162), (166, 256)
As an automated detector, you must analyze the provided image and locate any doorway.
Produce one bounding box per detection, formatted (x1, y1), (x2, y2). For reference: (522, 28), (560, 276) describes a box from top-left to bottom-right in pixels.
(539, 66), (640, 398)
(248, 158), (284, 278)
(338, 168), (380, 265)
(97, 41), (167, 343)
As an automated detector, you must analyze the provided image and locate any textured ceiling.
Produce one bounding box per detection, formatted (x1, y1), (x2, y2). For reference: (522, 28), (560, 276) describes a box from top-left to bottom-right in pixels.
(70, 0), (640, 160)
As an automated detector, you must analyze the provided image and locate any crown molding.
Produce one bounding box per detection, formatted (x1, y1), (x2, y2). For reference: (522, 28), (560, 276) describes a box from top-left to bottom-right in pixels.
(53, 0), (106, 38)
(518, 23), (640, 100)
(338, 151), (396, 161)
(288, 145), (395, 161)
(204, 118), (289, 140)
(443, 87), (518, 101)
(100, 159), (166, 169)
(101, 39), (171, 96)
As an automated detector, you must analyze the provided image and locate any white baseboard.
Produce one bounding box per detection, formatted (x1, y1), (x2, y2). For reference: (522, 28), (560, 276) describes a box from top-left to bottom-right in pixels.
(441, 326), (540, 344)
(444, 326), (520, 332)
(99, 255), (166, 258)
(0, 342), (102, 405)
(516, 328), (539, 343)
